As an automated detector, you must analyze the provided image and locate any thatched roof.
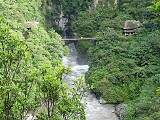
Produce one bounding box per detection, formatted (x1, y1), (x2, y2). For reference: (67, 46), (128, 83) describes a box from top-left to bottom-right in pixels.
(24, 21), (39, 29)
(123, 20), (142, 30)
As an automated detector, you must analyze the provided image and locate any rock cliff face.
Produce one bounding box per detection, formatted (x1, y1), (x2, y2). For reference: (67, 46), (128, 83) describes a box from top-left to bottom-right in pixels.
(93, 0), (99, 8)
(114, 0), (118, 5)
(93, 0), (119, 9)
(45, 0), (120, 36)
(45, 0), (93, 35)
(56, 11), (68, 30)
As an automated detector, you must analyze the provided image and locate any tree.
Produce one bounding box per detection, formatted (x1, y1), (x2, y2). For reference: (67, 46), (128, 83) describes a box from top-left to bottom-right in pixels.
(0, 16), (37, 119)
(38, 64), (86, 120)
(149, 0), (160, 14)
(0, 15), (86, 120)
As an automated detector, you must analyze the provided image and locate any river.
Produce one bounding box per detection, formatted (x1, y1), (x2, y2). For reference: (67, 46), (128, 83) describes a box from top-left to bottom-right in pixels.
(62, 43), (119, 120)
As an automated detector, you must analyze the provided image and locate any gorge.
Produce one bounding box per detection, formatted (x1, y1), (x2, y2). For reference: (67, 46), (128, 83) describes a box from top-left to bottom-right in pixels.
(0, 0), (159, 120)
(63, 43), (119, 120)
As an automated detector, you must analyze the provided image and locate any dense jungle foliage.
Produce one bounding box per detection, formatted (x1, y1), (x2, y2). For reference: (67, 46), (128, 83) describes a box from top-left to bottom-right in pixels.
(0, 0), (87, 120)
(0, 0), (160, 120)
(45, 0), (92, 35)
(72, 0), (160, 119)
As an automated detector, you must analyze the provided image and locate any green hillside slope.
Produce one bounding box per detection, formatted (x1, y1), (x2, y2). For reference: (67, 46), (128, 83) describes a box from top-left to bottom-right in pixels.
(0, 1), (87, 120)
(72, 0), (160, 119)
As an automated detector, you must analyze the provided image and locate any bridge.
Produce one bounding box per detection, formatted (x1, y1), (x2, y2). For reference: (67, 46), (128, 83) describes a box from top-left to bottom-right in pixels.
(61, 37), (96, 41)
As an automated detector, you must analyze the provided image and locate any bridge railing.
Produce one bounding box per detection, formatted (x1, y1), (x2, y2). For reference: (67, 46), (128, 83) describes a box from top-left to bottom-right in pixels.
(62, 36), (78, 39)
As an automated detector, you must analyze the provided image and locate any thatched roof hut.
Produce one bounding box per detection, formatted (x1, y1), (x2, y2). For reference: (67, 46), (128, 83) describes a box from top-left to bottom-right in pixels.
(23, 21), (39, 39)
(123, 20), (142, 30)
(24, 21), (39, 30)
(123, 20), (143, 36)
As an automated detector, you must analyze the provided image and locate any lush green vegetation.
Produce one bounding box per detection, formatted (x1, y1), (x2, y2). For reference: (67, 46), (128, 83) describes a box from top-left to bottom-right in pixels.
(0, 0), (86, 120)
(0, 0), (160, 119)
(72, 0), (160, 119)
(45, 0), (92, 35)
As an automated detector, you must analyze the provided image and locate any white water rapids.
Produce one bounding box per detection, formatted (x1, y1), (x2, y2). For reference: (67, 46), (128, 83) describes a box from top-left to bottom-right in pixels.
(62, 43), (119, 120)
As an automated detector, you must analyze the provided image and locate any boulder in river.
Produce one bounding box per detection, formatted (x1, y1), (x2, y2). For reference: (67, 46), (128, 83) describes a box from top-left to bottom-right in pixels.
(114, 103), (127, 120)
(99, 97), (107, 104)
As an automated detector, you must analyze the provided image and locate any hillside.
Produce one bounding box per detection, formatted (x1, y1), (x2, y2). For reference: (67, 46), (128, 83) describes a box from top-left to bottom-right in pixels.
(0, 1), (87, 120)
(72, 0), (160, 119)
(0, 0), (160, 120)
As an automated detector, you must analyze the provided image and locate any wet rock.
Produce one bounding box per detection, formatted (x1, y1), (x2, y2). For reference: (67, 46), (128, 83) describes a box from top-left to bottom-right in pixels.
(99, 97), (107, 104)
(114, 103), (127, 120)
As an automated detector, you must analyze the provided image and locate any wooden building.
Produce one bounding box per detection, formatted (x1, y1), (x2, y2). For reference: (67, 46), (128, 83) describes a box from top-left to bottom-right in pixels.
(24, 21), (39, 30)
(23, 21), (39, 39)
(123, 20), (143, 36)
